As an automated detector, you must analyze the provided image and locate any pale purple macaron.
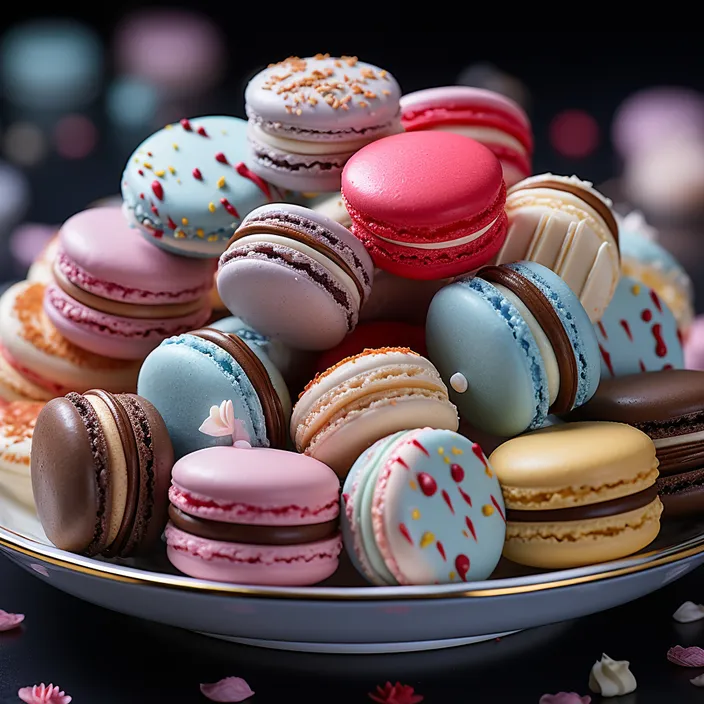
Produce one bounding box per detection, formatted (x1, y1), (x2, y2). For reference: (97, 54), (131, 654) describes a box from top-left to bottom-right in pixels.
(244, 55), (402, 193)
(217, 203), (374, 351)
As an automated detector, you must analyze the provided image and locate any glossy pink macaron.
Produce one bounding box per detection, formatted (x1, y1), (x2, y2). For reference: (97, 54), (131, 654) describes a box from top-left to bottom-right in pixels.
(341, 131), (507, 280)
(165, 446), (342, 586)
(44, 207), (214, 359)
(400, 86), (533, 187)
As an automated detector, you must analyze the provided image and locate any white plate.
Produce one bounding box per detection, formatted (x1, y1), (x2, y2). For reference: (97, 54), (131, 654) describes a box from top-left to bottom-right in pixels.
(1, 495), (704, 653)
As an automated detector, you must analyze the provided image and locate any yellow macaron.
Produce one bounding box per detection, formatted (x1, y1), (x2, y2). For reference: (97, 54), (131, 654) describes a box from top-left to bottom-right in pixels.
(489, 421), (662, 569)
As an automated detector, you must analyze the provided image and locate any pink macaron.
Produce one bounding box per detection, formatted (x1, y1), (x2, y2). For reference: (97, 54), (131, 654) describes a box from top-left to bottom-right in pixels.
(44, 207), (214, 360)
(165, 445), (342, 585)
(400, 86), (533, 187)
(341, 131), (507, 280)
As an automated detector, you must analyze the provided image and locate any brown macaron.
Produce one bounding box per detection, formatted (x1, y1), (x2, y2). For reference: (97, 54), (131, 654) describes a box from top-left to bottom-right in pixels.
(30, 390), (173, 557)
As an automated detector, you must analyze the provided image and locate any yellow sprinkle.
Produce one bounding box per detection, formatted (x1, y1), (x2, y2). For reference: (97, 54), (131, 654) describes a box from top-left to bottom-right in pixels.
(437, 447), (444, 455)
(482, 505), (495, 516)
(165, 124), (173, 130)
(411, 509), (420, 520)
(301, 192), (319, 198)
(172, 143), (179, 150)
(221, 130), (227, 135)
(462, 530), (469, 538)
(217, 176), (226, 188)
(443, 456), (451, 464)
(409, 480), (418, 491)
(143, 162), (152, 169)
(154, 169), (165, 177)
(449, 571), (457, 580)
(451, 447), (463, 455)
(168, 166), (176, 174)
(419, 532), (435, 549)
(485, 467), (494, 478)
(207, 234), (219, 242)
(133, 157), (140, 164)
(196, 228), (205, 238)
(631, 284), (641, 295)
(208, 202), (216, 213)
(181, 217), (189, 226)
(177, 179), (182, 184)
(174, 230), (186, 239)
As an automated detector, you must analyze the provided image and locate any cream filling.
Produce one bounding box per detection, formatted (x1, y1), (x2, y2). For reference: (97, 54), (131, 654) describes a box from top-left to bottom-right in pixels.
(495, 284), (559, 405)
(375, 215), (499, 250)
(85, 396), (128, 546)
(430, 124), (527, 155)
(229, 233), (361, 309)
(654, 429), (704, 449)
(250, 123), (376, 156)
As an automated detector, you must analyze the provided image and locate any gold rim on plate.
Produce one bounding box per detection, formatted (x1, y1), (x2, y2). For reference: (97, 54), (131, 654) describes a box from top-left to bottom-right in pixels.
(1, 525), (704, 601)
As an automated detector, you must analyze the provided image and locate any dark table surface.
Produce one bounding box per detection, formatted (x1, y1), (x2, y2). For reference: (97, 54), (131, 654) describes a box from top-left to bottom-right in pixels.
(2, 553), (704, 703)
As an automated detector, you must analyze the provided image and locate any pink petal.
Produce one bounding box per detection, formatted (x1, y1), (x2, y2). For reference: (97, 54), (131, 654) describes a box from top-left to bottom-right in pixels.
(200, 677), (254, 702)
(539, 693), (591, 704)
(18, 683), (72, 703)
(0, 609), (24, 632)
(667, 645), (704, 667)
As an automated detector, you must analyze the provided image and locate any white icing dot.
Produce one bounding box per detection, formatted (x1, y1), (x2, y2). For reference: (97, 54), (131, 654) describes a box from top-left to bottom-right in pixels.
(450, 372), (468, 393)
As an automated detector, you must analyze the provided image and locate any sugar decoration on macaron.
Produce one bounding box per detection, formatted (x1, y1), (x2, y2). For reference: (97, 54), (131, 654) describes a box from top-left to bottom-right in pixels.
(199, 399), (252, 448)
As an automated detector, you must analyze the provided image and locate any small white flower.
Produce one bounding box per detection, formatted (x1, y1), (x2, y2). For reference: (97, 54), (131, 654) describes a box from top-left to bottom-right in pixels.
(198, 400), (251, 447)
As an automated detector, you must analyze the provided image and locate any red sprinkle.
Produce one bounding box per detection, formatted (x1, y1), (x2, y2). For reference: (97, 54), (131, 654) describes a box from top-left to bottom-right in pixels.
(663, 363), (674, 370)
(491, 495), (506, 522)
(342, 493), (349, 504)
(465, 516), (477, 541)
(642, 309), (653, 322)
(436, 541), (446, 561)
(152, 230), (163, 239)
(472, 443), (488, 470)
(458, 486), (472, 507)
(137, 169), (144, 176)
(192, 168), (203, 180)
(450, 464), (465, 482)
(147, 151), (153, 157)
(416, 472), (437, 497)
(441, 489), (455, 514)
(652, 323), (667, 357)
(677, 328), (684, 346)
(139, 193), (145, 199)
(167, 217), (177, 230)
(395, 456), (409, 470)
(215, 152), (228, 164)
(411, 439), (429, 456)
(197, 126), (208, 137)
(220, 198), (240, 218)
(639, 359), (647, 372)
(597, 321), (608, 339)
(651, 289), (663, 312)
(398, 523), (413, 545)
(599, 343), (615, 377)
(235, 161), (272, 200)
(180, 118), (192, 131)
(151, 205), (159, 215)
(151, 181), (164, 200)
(619, 319), (633, 341)
(455, 554), (470, 581)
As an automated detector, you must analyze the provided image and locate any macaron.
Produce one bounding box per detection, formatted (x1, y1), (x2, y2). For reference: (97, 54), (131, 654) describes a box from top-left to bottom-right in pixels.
(0, 281), (141, 402)
(138, 328), (291, 460)
(567, 370), (704, 518)
(44, 207), (213, 360)
(0, 400), (44, 510)
(165, 445), (341, 585)
(426, 261), (601, 438)
(400, 85), (533, 187)
(31, 390), (174, 556)
(342, 427), (506, 585)
(341, 131), (508, 280)
(244, 54), (402, 193)
(218, 203), (373, 350)
(619, 210), (695, 333)
(497, 174), (620, 323)
(490, 421), (662, 568)
(121, 116), (275, 258)
(291, 347), (459, 478)
(595, 276), (683, 378)
(27, 233), (59, 285)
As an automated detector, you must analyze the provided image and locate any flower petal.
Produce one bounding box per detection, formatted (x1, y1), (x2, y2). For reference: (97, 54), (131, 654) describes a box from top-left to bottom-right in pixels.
(539, 694), (591, 704)
(668, 645), (704, 667)
(200, 677), (254, 702)
(17, 683), (72, 703)
(0, 609), (24, 631)
(691, 673), (704, 686)
(673, 601), (704, 623)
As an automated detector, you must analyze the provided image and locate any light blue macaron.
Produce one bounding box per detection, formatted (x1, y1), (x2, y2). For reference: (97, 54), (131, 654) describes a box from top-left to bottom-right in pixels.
(426, 261), (600, 438)
(341, 428), (506, 586)
(137, 330), (291, 459)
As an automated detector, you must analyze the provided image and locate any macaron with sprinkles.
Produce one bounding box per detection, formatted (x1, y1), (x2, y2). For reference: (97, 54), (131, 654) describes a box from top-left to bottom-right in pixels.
(341, 427), (506, 585)
(121, 116), (276, 258)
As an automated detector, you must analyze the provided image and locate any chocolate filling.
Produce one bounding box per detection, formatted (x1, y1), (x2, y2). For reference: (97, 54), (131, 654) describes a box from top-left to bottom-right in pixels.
(515, 179), (619, 246)
(479, 266), (578, 414)
(252, 147), (342, 172)
(190, 328), (286, 449)
(635, 412), (704, 440)
(506, 485), (659, 523)
(227, 221), (366, 304)
(65, 392), (111, 556)
(168, 505), (339, 545)
(655, 439), (704, 475)
(86, 390), (140, 557)
(657, 467), (704, 495)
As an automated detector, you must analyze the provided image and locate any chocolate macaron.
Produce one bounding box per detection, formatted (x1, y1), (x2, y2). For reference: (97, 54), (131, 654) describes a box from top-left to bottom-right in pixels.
(31, 390), (173, 556)
(568, 370), (704, 517)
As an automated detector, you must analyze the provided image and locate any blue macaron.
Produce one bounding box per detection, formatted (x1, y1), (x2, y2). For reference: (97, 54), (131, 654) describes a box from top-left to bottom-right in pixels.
(426, 261), (600, 438)
(137, 329), (291, 459)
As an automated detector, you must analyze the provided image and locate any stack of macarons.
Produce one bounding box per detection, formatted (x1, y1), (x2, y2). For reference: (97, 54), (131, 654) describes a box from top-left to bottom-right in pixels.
(10, 50), (704, 592)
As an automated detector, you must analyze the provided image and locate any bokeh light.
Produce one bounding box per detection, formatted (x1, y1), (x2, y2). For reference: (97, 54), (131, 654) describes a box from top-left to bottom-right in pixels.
(53, 114), (98, 159)
(549, 109), (600, 159)
(612, 86), (704, 160)
(106, 77), (159, 128)
(455, 61), (531, 110)
(2, 121), (47, 166)
(0, 19), (103, 110)
(0, 160), (31, 232)
(9, 223), (56, 268)
(112, 9), (226, 99)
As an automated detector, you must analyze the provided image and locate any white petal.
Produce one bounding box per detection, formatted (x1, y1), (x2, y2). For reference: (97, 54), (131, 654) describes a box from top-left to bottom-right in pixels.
(674, 601), (704, 623)
(691, 673), (704, 687)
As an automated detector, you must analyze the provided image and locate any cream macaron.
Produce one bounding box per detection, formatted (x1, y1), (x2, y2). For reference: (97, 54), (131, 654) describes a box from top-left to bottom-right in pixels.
(489, 421), (662, 569)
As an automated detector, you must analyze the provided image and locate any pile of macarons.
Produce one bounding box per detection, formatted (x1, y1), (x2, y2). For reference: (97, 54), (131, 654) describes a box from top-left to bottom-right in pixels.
(1, 52), (700, 589)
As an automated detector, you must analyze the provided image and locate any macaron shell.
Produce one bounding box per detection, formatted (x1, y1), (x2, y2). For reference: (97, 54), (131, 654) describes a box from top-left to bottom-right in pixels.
(0, 352), (53, 402)
(595, 276), (683, 378)
(426, 277), (545, 437)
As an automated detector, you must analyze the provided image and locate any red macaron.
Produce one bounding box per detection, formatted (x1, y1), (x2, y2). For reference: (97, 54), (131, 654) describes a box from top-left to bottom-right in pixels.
(341, 131), (507, 280)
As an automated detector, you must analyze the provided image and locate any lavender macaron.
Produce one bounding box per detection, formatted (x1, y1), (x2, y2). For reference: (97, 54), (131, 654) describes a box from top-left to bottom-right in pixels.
(217, 203), (373, 350)
(244, 54), (402, 193)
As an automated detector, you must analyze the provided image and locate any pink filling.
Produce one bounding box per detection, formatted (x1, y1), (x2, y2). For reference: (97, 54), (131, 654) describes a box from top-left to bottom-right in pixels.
(169, 485), (340, 525)
(57, 252), (211, 304)
(0, 344), (69, 395)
